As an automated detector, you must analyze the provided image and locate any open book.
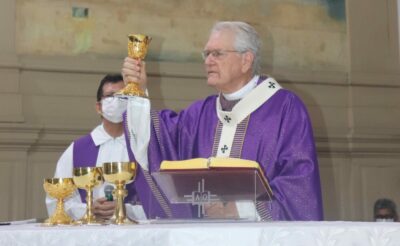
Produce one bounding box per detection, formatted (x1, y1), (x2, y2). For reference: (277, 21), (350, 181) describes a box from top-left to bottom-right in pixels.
(160, 157), (260, 170)
(160, 157), (273, 197)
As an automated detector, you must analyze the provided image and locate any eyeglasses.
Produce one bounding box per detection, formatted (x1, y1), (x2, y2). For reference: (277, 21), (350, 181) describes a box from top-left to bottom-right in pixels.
(101, 93), (127, 102)
(201, 49), (243, 60)
(102, 93), (115, 99)
(375, 214), (395, 219)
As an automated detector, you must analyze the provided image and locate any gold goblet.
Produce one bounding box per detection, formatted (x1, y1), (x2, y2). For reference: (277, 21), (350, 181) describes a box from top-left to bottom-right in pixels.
(73, 167), (104, 225)
(102, 162), (137, 225)
(115, 34), (152, 98)
(43, 178), (76, 226)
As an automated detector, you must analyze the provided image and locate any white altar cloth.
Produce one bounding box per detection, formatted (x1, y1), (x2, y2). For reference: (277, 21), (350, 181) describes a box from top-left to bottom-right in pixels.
(1, 221), (400, 246)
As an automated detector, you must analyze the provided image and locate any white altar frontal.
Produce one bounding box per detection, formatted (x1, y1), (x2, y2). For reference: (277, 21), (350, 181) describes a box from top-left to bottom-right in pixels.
(1, 221), (400, 246)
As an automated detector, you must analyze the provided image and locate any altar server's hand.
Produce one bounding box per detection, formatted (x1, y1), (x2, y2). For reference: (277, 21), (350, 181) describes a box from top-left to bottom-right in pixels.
(122, 57), (148, 90)
(93, 197), (115, 219)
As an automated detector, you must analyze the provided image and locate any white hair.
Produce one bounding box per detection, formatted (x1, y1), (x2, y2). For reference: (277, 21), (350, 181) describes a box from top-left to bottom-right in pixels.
(210, 21), (261, 75)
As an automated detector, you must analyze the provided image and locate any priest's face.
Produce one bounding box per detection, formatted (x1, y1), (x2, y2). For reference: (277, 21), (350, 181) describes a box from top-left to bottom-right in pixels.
(203, 30), (253, 93)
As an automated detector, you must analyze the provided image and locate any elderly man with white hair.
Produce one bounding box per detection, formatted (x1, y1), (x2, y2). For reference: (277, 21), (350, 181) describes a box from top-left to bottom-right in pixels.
(121, 21), (323, 221)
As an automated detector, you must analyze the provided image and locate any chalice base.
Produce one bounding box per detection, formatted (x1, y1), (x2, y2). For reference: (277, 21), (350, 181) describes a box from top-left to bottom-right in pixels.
(114, 82), (147, 98)
(42, 211), (73, 226)
(74, 215), (107, 226)
(110, 217), (138, 225)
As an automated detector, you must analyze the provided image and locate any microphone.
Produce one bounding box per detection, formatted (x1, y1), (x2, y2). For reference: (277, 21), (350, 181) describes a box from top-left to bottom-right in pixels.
(104, 185), (114, 201)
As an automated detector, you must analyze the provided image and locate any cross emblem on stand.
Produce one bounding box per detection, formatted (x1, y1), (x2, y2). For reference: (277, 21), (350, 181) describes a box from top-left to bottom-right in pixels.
(221, 145), (229, 154)
(183, 179), (219, 218)
(268, 81), (276, 88)
(224, 115), (231, 123)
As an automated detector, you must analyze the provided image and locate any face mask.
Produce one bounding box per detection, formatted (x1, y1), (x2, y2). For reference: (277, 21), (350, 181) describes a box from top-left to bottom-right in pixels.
(101, 97), (127, 123)
(375, 218), (394, 222)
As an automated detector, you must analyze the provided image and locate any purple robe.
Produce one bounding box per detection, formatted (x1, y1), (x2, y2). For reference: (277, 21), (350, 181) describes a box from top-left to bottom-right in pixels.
(73, 134), (99, 202)
(73, 134), (137, 204)
(125, 78), (323, 221)
(123, 114), (195, 219)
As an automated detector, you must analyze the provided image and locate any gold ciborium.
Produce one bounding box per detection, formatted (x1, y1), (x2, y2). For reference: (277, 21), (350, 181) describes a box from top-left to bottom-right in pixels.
(73, 167), (104, 225)
(102, 162), (137, 225)
(115, 34), (151, 98)
(43, 178), (76, 226)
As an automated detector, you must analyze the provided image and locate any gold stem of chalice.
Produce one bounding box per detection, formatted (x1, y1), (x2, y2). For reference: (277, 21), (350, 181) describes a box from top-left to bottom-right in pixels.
(102, 162), (137, 225)
(73, 167), (105, 225)
(43, 178), (76, 226)
(115, 34), (152, 98)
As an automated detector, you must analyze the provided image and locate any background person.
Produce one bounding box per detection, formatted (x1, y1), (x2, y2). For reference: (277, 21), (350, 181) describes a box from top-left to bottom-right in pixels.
(45, 74), (146, 221)
(374, 198), (398, 222)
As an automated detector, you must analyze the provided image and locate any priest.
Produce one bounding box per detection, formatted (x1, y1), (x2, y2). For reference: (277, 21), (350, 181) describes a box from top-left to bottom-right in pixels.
(121, 21), (323, 221)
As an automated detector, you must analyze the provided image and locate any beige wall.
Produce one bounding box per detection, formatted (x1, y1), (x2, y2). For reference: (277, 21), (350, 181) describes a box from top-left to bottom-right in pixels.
(1, 0), (399, 222)
(16, 0), (347, 71)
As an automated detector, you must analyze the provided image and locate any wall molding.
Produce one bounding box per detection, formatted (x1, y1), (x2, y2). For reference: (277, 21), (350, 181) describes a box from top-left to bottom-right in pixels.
(0, 124), (89, 152)
(1, 55), (399, 88)
(2, 123), (400, 155)
(0, 54), (352, 85)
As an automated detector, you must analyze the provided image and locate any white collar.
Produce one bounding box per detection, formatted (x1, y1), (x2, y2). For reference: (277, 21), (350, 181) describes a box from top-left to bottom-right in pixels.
(91, 124), (125, 146)
(222, 75), (259, 101)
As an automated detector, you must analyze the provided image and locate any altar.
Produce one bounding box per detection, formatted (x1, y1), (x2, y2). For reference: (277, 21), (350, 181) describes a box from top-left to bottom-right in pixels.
(1, 221), (400, 246)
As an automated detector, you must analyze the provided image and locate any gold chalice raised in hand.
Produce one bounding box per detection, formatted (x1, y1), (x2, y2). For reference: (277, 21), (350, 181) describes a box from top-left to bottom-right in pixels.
(102, 162), (137, 225)
(115, 34), (151, 98)
(73, 167), (104, 225)
(43, 178), (76, 226)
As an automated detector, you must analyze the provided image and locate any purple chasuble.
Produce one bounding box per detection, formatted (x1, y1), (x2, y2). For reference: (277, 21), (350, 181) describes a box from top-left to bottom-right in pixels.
(139, 76), (323, 221)
(73, 134), (99, 202)
(73, 134), (137, 204)
(123, 113), (194, 219)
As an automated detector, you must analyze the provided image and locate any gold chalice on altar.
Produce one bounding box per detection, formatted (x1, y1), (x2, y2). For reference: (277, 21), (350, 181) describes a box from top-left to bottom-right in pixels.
(102, 162), (137, 225)
(73, 167), (104, 225)
(43, 178), (76, 226)
(115, 34), (152, 98)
